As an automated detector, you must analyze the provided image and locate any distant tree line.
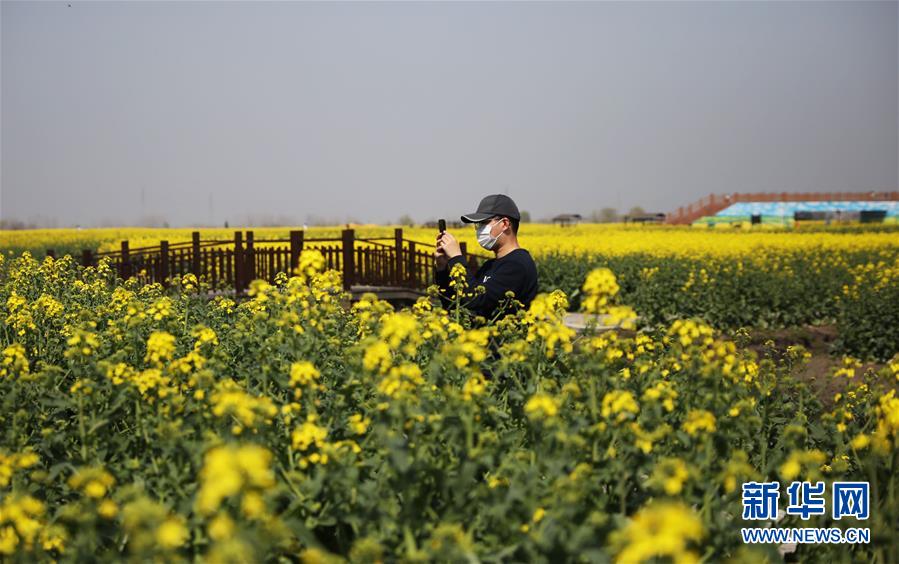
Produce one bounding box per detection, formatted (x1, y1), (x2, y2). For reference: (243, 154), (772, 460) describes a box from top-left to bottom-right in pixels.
(584, 207), (648, 223)
(1, 205), (650, 231)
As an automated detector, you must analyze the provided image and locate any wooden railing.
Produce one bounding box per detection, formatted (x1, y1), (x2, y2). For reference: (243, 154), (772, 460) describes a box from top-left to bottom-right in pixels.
(665, 191), (899, 225)
(46, 228), (487, 294)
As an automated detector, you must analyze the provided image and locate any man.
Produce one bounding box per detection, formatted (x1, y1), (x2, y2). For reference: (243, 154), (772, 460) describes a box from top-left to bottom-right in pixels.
(434, 194), (539, 322)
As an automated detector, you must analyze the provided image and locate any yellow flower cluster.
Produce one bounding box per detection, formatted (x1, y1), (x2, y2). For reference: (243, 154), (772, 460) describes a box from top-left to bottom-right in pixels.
(64, 329), (100, 359)
(833, 355), (863, 379)
(376, 363), (425, 400)
(524, 393), (560, 420)
(641, 381), (677, 412)
(629, 422), (671, 455)
(601, 390), (639, 423)
(0, 343), (30, 379)
(146, 296), (174, 321)
(294, 249), (326, 281)
(348, 413), (371, 435)
(522, 290), (569, 324)
(650, 457), (692, 495)
(351, 293), (395, 338)
(289, 361), (322, 398)
(104, 362), (179, 399)
(440, 327), (490, 373)
(292, 415), (329, 453)
(779, 449), (827, 481)
(68, 466), (115, 499)
(0, 494), (48, 555)
(699, 339), (760, 383)
(447, 262), (469, 290)
(578, 268), (638, 329)
(145, 331), (177, 365)
(379, 312), (423, 356)
(156, 516), (189, 549)
(121, 494), (188, 553)
(363, 341), (392, 374)
(0, 450), (39, 488)
(461, 374), (488, 401)
(291, 414), (360, 468)
(192, 325), (219, 348)
(667, 319), (716, 348)
(682, 410), (717, 436)
(869, 390), (899, 454)
(610, 501), (704, 564)
(196, 443), (275, 516)
(4, 293), (36, 336)
(523, 291), (575, 358)
(180, 273), (199, 293)
(581, 267), (619, 314)
(209, 381), (279, 434)
(889, 354), (899, 381)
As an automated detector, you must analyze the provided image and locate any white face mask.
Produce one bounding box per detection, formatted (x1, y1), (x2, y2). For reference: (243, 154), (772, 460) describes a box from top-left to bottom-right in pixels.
(476, 218), (504, 251)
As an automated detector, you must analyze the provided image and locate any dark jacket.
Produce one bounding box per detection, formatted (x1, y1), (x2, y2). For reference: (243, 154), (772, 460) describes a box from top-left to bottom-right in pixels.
(435, 248), (539, 322)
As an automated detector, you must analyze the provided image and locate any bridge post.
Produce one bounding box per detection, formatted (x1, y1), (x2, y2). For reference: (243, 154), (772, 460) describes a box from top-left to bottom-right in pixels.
(81, 249), (93, 267)
(191, 231), (201, 277)
(46, 249), (55, 259)
(342, 229), (355, 290)
(245, 231), (255, 285)
(234, 231), (244, 292)
(160, 240), (169, 286)
(290, 230), (304, 274)
(120, 240), (130, 280)
(407, 240), (416, 287)
(394, 228), (403, 285)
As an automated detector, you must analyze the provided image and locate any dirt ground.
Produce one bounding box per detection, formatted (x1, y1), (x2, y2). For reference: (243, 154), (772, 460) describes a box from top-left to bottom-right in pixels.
(743, 324), (890, 407)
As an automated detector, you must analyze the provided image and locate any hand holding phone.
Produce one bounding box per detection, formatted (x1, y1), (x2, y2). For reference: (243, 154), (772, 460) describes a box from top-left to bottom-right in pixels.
(436, 218), (447, 249)
(435, 219), (461, 264)
(435, 219), (449, 270)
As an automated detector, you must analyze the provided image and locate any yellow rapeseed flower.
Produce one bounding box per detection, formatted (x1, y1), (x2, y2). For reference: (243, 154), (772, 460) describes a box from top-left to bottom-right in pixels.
(524, 393), (560, 420)
(610, 501), (704, 564)
(601, 390), (639, 422)
(145, 331), (176, 365)
(682, 410), (716, 436)
(196, 443), (275, 515)
(156, 516), (188, 549)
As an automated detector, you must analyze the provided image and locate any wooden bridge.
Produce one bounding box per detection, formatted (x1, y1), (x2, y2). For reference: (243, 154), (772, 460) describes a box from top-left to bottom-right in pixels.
(47, 228), (489, 302)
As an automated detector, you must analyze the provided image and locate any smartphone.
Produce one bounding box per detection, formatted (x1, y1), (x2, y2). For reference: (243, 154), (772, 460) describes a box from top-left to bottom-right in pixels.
(436, 219), (447, 258)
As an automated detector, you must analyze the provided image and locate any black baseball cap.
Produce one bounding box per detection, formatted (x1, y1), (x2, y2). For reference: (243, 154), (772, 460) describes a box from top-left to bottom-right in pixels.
(460, 194), (521, 223)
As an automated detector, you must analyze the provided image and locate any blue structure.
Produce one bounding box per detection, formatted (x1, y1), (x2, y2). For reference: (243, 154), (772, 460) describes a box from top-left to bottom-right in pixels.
(715, 201), (899, 218)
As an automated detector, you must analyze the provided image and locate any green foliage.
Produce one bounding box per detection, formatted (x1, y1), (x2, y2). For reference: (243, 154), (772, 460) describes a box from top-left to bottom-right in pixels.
(538, 249), (897, 361)
(0, 253), (897, 562)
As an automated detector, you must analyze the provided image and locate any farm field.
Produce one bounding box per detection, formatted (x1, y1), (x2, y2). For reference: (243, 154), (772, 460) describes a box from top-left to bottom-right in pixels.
(4, 223), (899, 258)
(0, 237), (897, 561)
(4, 0), (897, 560)
(3, 224), (898, 360)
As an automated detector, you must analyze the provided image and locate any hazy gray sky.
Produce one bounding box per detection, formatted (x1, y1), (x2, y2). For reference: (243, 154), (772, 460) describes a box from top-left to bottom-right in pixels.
(2, 0), (897, 227)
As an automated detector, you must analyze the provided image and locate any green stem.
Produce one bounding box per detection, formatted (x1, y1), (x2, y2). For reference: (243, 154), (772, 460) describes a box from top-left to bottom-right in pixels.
(78, 393), (88, 461)
(279, 466), (304, 499)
